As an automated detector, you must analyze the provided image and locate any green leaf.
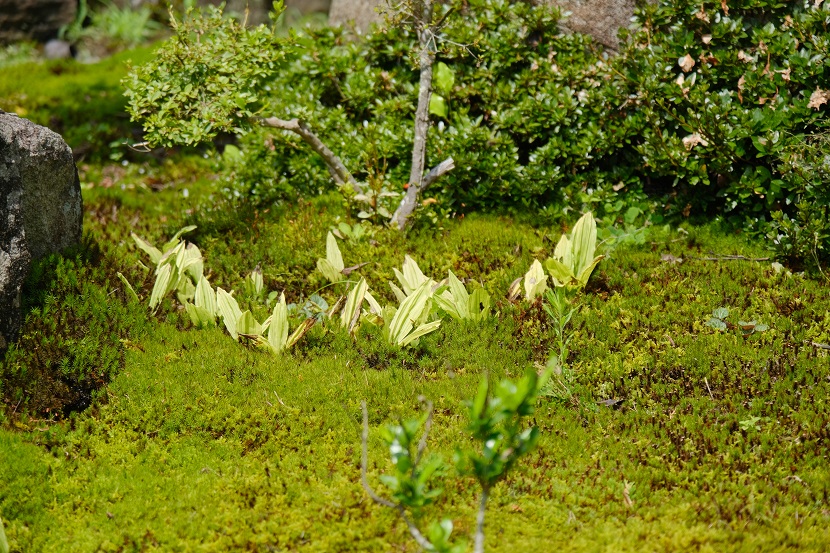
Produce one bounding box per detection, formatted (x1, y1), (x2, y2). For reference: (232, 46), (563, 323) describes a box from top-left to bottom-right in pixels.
(575, 255), (604, 287)
(326, 231), (344, 272)
(388, 280), (434, 346)
(131, 233), (162, 265)
(471, 376), (489, 422)
(433, 291), (463, 321)
(544, 257), (574, 287)
(433, 61), (455, 94)
(447, 270), (469, 310)
(394, 255), (431, 296)
(317, 259), (345, 283)
(194, 275), (217, 317)
(713, 307), (729, 320)
(180, 243), (204, 282)
(217, 287), (243, 340)
(286, 318), (315, 349)
(552, 234), (573, 272)
(149, 263), (173, 311)
(316, 232), (345, 282)
(116, 272), (139, 303)
(468, 287), (491, 320)
(246, 269), (265, 297)
(570, 212), (597, 278)
(237, 310), (263, 337)
(705, 318), (727, 331)
(429, 94), (448, 118)
(364, 290), (382, 315)
(523, 259), (548, 301)
(185, 303), (215, 328)
(399, 319), (441, 347)
(341, 278), (368, 334)
(162, 225), (197, 253)
(268, 293), (290, 352)
(389, 282), (407, 304)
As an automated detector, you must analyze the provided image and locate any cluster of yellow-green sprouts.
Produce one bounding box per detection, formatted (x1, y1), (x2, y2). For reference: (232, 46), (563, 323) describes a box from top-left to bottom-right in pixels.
(126, 227), (494, 353)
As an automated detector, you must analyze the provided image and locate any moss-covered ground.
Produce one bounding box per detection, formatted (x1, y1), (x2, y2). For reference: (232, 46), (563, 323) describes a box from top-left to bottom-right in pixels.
(1, 49), (829, 553)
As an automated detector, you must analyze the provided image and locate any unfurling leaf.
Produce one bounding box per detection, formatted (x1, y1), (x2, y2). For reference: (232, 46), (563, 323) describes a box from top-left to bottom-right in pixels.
(523, 259), (547, 301)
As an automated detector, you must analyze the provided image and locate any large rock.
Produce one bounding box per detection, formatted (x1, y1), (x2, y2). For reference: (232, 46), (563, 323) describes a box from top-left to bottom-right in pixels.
(193, 0), (331, 26)
(0, 0), (77, 44)
(555, 0), (644, 50)
(0, 112), (83, 352)
(327, 0), (647, 49)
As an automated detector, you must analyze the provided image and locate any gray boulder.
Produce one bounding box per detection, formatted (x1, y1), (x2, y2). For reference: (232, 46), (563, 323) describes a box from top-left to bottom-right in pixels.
(0, 112), (83, 352)
(327, 0), (648, 50)
(0, 0), (77, 44)
(328, 0), (383, 33)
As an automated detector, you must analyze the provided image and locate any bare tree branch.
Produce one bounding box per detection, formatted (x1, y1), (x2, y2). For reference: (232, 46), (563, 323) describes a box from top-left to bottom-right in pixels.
(413, 395), (434, 468)
(388, 0), (456, 230)
(261, 117), (362, 194)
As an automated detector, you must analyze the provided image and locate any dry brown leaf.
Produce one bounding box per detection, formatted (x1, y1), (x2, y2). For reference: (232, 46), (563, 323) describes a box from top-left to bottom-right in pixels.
(678, 53), (695, 73)
(702, 34), (712, 45)
(682, 133), (709, 150)
(808, 88), (830, 110)
(695, 6), (710, 22)
(815, 0), (824, 8)
(778, 67), (791, 82)
(737, 50), (751, 63)
(721, 0), (729, 15)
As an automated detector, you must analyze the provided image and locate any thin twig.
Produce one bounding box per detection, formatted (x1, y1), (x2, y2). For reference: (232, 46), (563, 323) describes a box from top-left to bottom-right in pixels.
(704, 378), (714, 401)
(687, 254), (771, 262)
(473, 488), (489, 553)
(805, 341), (830, 350)
(413, 396), (434, 468)
(360, 401), (435, 551)
(260, 117), (362, 193)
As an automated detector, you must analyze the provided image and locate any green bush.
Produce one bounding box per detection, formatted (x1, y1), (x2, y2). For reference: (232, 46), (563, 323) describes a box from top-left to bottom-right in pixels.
(222, 0), (642, 217)
(614, 0), (830, 267)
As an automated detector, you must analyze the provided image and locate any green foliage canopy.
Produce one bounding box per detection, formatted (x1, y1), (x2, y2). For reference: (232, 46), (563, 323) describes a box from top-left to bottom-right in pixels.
(123, 6), (289, 147)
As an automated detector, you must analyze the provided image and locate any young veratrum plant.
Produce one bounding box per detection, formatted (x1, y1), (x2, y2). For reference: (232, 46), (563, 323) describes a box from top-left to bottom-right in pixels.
(433, 270), (491, 322)
(544, 212), (604, 289)
(362, 367), (547, 553)
(131, 225), (203, 312)
(542, 287), (578, 393)
(382, 280), (442, 347)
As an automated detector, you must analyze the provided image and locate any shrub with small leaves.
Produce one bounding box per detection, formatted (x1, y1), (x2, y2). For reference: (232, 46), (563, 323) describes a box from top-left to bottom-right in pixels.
(123, 6), (290, 147)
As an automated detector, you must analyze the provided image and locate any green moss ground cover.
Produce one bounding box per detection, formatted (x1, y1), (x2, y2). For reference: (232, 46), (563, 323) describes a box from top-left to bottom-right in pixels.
(1, 30), (829, 553)
(1, 166), (829, 550)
